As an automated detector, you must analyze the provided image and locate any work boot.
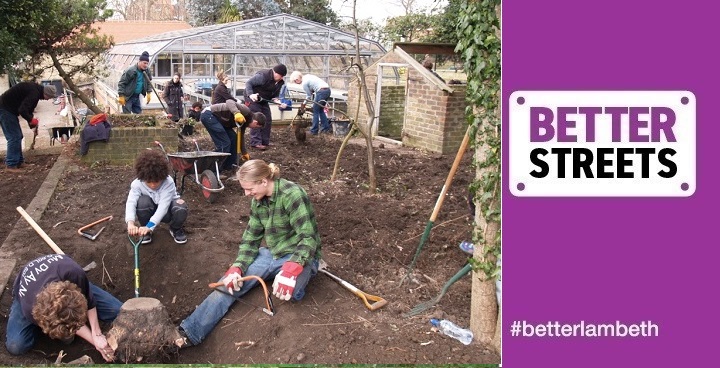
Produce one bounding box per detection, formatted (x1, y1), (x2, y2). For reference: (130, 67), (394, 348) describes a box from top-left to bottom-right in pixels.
(4, 166), (23, 173)
(141, 232), (153, 245)
(170, 227), (187, 244)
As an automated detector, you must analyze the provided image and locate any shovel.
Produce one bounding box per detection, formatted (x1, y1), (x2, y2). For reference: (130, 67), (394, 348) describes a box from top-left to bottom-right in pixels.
(319, 260), (387, 311)
(128, 234), (143, 298)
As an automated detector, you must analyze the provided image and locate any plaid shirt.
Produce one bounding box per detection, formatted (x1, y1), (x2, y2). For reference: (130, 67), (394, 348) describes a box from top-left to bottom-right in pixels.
(233, 178), (321, 271)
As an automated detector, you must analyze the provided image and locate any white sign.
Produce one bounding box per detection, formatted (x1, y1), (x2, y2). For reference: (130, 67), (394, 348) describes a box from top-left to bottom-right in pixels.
(508, 91), (696, 197)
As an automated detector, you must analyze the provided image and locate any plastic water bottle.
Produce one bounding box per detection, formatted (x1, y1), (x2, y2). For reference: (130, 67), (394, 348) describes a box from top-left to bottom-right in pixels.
(430, 318), (474, 345)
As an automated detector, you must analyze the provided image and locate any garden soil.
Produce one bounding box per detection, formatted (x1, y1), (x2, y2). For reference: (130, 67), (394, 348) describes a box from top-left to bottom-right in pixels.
(0, 126), (500, 365)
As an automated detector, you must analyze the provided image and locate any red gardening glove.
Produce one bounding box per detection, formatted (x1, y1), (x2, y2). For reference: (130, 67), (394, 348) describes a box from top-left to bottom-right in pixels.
(222, 266), (243, 292)
(272, 261), (303, 301)
(29, 118), (39, 129)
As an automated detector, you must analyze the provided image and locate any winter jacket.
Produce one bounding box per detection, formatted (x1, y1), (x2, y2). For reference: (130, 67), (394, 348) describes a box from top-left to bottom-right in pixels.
(80, 119), (112, 155)
(208, 100), (253, 128)
(244, 69), (284, 104)
(162, 80), (185, 121)
(162, 81), (184, 106)
(118, 64), (152, 98)
(0, 82), (45, 123)
(211, 83), (236, 104)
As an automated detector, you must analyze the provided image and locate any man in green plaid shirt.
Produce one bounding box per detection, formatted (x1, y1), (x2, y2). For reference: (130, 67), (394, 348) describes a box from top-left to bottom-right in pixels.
(179, 160), (321, 347)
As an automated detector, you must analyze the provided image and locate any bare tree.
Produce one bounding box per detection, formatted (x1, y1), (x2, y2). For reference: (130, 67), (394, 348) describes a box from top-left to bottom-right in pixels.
(330, 0), (378, 193)
(392, 0), (418, 14)
(112, 0), (178, 21)
(108, 0), (133, 19)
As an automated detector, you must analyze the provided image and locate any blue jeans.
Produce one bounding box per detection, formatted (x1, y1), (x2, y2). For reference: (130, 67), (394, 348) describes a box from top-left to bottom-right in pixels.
(122, 94), (142, 114)
(310, 89), (331, 134)
(0, 109), (23, 167)
(5, 283), (122, 355)
(136, 194), (188, 230)
(180, 248), (318, 346)
(200, 110), (237, 171)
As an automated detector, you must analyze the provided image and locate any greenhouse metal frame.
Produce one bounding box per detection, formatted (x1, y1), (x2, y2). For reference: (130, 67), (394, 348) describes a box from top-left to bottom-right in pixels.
(101, 13), (386, 101)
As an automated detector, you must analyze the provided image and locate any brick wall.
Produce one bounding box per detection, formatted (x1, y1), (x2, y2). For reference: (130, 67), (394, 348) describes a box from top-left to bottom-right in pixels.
(80, 127), (178, 165)
(347, 51), (468, 155)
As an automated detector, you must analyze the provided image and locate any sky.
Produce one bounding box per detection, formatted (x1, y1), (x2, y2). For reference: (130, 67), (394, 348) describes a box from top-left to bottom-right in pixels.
(331, 0), (447, 24)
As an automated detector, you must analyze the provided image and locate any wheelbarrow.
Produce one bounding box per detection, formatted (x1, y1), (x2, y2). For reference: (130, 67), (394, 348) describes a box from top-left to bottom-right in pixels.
(155, 140), (230, 203)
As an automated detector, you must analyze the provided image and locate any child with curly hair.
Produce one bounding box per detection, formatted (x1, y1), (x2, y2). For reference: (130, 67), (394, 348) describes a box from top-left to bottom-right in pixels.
(125, 149), (189, 244)
(5, 254), (122, 361)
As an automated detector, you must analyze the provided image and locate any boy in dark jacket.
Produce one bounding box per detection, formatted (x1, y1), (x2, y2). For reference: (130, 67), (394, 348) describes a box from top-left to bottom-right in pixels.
(0, 82), (56, 171)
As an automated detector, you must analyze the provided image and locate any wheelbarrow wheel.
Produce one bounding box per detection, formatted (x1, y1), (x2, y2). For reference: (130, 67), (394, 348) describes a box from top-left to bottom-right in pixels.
(200, 169), (219, 203)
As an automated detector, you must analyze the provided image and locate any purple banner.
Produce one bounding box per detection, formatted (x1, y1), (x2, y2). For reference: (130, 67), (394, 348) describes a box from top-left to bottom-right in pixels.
(503, 1), (717, 367)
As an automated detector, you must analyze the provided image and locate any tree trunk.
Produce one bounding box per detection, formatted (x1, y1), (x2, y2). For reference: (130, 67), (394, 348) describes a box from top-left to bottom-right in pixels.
(48, 53), (102, 114)
(469, 111), (501, 348)
(106, 297), (183, 363)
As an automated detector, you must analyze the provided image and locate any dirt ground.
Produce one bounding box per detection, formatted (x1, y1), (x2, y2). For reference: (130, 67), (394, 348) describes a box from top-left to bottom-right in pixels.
(0, 126), (500, 365)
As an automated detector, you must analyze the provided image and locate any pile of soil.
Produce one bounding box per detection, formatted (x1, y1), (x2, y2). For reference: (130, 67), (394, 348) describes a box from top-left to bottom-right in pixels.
(0, 127), (500, 365)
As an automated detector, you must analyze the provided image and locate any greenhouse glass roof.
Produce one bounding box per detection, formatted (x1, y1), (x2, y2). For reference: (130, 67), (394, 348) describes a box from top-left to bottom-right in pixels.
(102, 13), (386, 97)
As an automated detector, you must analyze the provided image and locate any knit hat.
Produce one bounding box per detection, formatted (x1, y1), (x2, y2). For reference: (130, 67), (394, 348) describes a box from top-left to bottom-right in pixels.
(43, 85), (56, 99)
(139, 51), (150, 62)
(272, 64), (287, 77)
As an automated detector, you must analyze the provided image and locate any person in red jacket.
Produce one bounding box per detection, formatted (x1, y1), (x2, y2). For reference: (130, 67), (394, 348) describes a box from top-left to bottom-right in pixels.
(0, 82), (56, 172)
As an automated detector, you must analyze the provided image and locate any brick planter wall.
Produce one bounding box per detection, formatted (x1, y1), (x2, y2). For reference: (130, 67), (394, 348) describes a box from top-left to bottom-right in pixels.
(80, 127), (178, 165)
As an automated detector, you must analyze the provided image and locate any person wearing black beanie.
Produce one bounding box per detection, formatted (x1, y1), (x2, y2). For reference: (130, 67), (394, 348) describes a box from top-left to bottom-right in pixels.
(244, 64), (288, 149)
(117, 51), (153, 114)
(272, 64), (287, 77)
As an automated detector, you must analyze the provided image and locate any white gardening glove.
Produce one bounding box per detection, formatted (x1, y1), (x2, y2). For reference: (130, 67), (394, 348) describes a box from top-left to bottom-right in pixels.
(272, 262), (303, 301)
(222, 266), (243, 292)
(249, 93), (259, 102)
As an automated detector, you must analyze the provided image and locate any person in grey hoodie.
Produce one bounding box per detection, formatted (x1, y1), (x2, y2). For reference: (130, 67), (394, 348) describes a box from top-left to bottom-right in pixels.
(125, 149), (188, 244)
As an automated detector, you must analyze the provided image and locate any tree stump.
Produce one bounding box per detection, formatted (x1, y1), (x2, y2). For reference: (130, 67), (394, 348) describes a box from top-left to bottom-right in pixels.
(106, 297), (183, 363)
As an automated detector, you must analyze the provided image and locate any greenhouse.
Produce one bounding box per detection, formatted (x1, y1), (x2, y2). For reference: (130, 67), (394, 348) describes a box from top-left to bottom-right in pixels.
(98, 13), (387, 106)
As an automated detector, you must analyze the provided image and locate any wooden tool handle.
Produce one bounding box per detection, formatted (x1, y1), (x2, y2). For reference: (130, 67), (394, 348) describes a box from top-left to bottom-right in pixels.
(16, 206), (65, 254)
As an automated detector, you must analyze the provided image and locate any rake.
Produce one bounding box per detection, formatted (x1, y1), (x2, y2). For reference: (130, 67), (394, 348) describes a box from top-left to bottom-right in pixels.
(404, 263), (472, 317)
